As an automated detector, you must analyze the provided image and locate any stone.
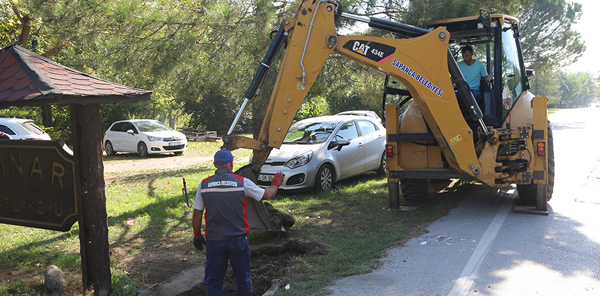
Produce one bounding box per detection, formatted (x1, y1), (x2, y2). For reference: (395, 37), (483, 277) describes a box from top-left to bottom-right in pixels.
(262, 279), (283, 296)
(44, 265), (67, 292)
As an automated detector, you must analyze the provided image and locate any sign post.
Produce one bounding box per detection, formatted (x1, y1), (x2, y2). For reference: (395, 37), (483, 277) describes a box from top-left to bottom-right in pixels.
(71, 103), (111, 296)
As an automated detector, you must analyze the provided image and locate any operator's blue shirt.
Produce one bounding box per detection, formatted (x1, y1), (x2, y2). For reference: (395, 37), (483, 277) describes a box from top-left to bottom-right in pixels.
(458, 60), (488, 90)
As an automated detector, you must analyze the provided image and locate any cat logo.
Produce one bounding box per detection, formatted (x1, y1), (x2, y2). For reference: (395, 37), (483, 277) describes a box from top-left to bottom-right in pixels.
(342, 40), (396, 63)
(352, 41), (370, 55)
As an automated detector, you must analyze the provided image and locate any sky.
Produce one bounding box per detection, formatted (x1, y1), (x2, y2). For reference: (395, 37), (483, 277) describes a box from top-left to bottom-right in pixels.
(567, 0), (599, 74)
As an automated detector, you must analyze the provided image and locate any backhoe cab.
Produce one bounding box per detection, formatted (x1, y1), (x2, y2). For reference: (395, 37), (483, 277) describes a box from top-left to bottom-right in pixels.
(223, 2), (553, 231)
(384, 10), (553, 215)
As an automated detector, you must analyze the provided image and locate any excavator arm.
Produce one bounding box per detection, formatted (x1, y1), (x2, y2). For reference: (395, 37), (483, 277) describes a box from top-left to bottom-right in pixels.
(221, 1), (535, 229)
(224, 0), (496, 179)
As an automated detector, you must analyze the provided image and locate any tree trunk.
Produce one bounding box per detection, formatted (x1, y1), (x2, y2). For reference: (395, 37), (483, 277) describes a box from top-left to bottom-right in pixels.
(70, 104), (112, 296)
(41, 105), (53, 127)
(20, 15), (31, 47)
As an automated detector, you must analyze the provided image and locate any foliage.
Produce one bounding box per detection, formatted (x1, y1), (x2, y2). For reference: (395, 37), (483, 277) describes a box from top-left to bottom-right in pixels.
(111, 266), (138, 296)
(296, 95), (330, 120)
(185, 89), (246, 134)
(0, 0), (596, 141)
(100, 102), (154, 133)
(556, 71), (599, 108)
(0, 0), (21, 47)
(519, 0), (585, 74)
(400, 0), (531, 27)
(529, 71), (561, 106)
(0, 106), (41, 120)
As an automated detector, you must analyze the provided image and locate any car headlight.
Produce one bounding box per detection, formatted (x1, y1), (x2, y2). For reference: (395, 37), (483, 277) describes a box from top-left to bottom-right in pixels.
(147, 136), (161, 141)
(284, 151), (312, 169)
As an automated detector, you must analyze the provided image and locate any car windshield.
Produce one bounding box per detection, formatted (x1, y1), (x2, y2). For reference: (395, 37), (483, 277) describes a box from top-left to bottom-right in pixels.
(283, 121), (337, 144)
(134, 120), (170, 132)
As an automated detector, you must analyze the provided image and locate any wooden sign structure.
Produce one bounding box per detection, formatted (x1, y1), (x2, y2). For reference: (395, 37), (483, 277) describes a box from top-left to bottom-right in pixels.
(0, 45), (152, 296)
(0, 140), (77, 231)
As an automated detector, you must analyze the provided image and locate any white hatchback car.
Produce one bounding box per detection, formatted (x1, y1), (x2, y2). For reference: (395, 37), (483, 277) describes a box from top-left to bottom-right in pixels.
(0, 118), (51, 140)
(258, 114), (386, 192)
(103, 119), (187, 157)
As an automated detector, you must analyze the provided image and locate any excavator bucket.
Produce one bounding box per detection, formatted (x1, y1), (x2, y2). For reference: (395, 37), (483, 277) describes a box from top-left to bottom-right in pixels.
(235, 165), (277, 231)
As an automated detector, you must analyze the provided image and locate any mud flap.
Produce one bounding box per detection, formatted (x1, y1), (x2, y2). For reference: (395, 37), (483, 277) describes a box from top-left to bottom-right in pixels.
(235, 164), (277, 231)
(513, 184), (549, 216)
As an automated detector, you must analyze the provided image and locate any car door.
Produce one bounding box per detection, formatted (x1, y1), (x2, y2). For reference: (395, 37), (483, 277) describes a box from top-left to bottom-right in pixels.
(121, 122), (140, 152)
(107, 122), (126, 151)
(331, 120), (364, 179)
(356, 120), (384, 171)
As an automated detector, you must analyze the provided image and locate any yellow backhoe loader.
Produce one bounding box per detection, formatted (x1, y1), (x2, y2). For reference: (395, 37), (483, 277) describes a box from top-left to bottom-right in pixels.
(222, 1), (554, 231)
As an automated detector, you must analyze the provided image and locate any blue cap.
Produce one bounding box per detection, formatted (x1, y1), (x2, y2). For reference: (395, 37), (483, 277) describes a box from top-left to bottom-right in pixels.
(214, 149), (233, 165)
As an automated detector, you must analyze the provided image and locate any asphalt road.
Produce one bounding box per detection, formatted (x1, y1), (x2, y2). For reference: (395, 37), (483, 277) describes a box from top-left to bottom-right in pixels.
(327, 107), (600, 296)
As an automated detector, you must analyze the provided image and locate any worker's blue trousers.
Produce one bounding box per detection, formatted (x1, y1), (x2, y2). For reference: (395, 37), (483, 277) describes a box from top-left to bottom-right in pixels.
(205, 235), (252, 296)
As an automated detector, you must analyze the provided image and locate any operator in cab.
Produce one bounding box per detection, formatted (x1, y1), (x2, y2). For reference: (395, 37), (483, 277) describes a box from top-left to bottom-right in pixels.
(457, 45), (490, 106)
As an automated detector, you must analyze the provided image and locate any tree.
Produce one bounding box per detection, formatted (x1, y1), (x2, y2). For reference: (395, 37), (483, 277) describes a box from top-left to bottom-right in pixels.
(519, 0), (585, 74)
(557, 71), (599, 107)
(529, 71), (561, 107)
(400, 0), (531, 27)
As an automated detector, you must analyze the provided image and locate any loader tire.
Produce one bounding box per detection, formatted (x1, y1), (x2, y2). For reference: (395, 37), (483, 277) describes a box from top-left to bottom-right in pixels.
(516, 122), (555, 204)
(400, 179), (428, 201)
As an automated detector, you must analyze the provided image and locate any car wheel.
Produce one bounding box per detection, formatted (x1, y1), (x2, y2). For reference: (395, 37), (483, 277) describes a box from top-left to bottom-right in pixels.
(105, 141), (116, 156)
(137, 142), (149, 158)
(376, 152), (387, 176)
(314, 164), (335, 192)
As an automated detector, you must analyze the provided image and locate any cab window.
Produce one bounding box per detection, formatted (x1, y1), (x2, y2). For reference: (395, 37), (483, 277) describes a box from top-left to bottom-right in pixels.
(501, 24), (523, 106)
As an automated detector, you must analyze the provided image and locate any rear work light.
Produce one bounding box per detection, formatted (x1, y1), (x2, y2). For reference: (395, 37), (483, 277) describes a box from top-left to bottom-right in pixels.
(386, 145), (394, 157)
(536, 142), (545, 157)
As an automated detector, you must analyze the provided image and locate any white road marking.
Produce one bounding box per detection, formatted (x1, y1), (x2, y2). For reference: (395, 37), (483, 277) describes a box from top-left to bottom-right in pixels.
(448, 195), (515, 296)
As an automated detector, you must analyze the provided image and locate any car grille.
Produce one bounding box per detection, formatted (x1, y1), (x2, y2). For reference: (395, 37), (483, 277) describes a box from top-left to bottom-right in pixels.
(256, 180), (271, 186)
(164, 137), (184, 141)
(163, 144), (185, 150)
(264, 161), (286, 166)
(257, 173), (305, 187)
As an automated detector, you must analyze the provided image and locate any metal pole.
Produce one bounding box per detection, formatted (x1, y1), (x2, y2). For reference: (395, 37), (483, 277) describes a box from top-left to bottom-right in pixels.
(341, 12), (370, 23)
(227, 99), (249, 136)
(300, 0), (325, 90)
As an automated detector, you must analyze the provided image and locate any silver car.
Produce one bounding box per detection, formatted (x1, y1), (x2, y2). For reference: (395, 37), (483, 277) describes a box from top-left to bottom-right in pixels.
(258, 114), (386, 192)
(103, 119), (187, 157)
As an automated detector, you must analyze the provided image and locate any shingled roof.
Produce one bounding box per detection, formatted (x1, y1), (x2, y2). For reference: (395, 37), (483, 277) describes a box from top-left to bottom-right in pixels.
(0, 45), (151, 108)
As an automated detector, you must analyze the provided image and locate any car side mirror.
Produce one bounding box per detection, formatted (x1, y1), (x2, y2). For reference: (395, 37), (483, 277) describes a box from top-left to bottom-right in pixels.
(127, 129), (135, 135)
(335, 139), (350, 151)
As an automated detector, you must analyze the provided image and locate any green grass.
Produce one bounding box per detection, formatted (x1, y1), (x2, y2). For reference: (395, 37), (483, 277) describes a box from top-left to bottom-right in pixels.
(269, 177), (462, 295)
(0, 139), (463, 295)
